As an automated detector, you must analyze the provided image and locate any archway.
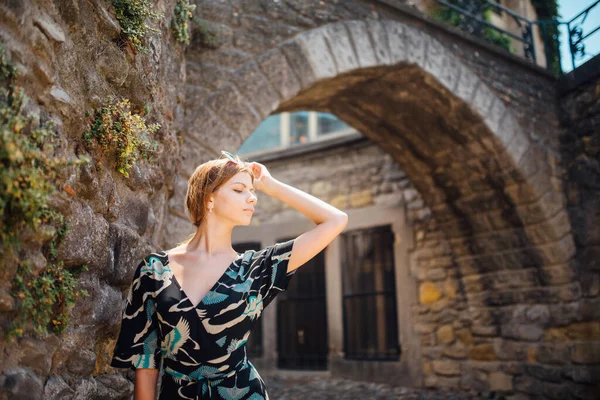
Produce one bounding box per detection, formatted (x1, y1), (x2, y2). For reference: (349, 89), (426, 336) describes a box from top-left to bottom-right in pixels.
(175, 20), (574, 391)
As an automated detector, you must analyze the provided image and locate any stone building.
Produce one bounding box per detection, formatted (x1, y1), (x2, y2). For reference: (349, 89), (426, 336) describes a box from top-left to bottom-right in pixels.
(0, 0), (599, 399)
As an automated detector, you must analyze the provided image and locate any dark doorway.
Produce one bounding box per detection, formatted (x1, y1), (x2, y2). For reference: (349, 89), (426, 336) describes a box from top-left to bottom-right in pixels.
(277, 239), (328, 370)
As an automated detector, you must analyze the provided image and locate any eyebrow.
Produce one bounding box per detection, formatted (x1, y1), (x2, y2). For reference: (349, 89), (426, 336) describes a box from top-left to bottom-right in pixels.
(231, 182), (255, 190)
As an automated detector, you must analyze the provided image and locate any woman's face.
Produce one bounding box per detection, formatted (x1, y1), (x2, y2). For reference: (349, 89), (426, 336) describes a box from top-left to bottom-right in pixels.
(212, 171), (257, 225)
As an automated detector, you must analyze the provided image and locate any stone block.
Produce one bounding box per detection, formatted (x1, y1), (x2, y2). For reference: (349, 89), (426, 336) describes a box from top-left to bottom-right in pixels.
(472, 83), (497, 122)
(501, 324), (544, 342)
(526, 364), (563, 383)
(0, 368), (44, 399)
(257, 47), (301, 100)
(426, 268), (447, 281)
(472, 326), (498, 337)
(57, 201), (110, 272)
(494, 340), (528, 361)
(570, 322), (600, 340)
(485, 95), (510, 135)
(404, 25), (428, 66)
(414, 323), (436, 334)
(571, 343), (600, 364)
(383, 21), (407, 65)
(489, 372), (513, 391)
(422, 36), (461, 92)
(460, 368), (489, 392)
(442, 345), (468, 360)
(538, 235), (576, 265)
(437, 325), (455, 345)
(321, 23), (359, 74)
(286, 28), (337, 86)
(455, 328), (473, 345)
(540, 264), (575, 286)
(365, 20), (390, 65)
(563, 365), (600, 384)
(454, 63), (480, 102)
(469, 343), (496, 361)
(34, 13), (66, 43)
(349, 189), (372, 208)
(535, 343), (570, 365)
(508, 130), (533, 166)
(419, 282), (442, 305)
(344, 21), (377, 68)
(432, 360), (461, 376)
(430, 297), (450, 312)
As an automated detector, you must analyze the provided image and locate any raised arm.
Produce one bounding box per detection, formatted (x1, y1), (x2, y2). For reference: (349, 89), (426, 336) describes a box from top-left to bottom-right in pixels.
(134, 368), (159, 400)
(260, 175), (348, 273)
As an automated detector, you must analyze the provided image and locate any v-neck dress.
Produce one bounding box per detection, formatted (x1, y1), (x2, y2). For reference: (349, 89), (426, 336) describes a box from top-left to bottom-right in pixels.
(110, 239), (297, 399)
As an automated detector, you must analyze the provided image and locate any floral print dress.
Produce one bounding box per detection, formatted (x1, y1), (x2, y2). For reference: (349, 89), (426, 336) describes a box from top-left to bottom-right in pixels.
(110, 239), (296, 399)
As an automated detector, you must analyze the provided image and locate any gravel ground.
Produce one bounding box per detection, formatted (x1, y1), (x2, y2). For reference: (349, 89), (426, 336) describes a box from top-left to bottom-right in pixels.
(262, 374), (493, 400)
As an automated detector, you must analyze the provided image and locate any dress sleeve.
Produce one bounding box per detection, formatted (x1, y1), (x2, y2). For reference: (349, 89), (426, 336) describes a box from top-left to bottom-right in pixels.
(254, 238), (297, 308)
(110, 257), (162, 371)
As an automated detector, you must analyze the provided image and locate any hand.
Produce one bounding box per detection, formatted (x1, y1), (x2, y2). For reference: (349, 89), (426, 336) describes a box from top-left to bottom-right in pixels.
(249, 162), (273, 193)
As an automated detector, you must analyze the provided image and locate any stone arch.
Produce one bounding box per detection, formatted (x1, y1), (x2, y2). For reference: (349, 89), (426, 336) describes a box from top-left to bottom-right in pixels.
(181, 19), (570, 272)
(175, 19), (575, 389)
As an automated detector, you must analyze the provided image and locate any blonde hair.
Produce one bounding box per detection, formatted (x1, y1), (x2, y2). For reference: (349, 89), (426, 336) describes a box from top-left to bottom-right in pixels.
(176, 153), (255, 246)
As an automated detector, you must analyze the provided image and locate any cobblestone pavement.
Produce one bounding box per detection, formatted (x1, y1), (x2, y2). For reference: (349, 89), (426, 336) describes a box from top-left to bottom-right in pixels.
(262, 374), (491, 400)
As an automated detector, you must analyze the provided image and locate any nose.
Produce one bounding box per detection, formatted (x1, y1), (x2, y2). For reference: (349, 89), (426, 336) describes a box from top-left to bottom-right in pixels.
(248, 193), (257, 205)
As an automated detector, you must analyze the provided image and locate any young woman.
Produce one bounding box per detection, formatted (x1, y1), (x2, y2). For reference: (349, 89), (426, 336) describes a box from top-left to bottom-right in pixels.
(110, 151), (348, 399)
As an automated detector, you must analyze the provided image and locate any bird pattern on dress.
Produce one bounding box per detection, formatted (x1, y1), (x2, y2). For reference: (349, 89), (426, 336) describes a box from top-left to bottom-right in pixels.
(110, 238), (296, 399)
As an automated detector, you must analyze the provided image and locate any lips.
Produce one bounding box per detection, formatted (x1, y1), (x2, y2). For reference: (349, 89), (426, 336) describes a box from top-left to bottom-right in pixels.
(244, 208), (254, 213)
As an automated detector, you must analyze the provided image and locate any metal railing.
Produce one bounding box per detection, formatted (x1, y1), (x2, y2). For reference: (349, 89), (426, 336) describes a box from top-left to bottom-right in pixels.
(564, 1), (600, 71)
(433, 0), (600, 74)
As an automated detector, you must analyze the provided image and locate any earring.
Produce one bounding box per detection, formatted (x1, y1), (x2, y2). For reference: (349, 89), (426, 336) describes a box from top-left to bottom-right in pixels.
(209, 208), (213, 213)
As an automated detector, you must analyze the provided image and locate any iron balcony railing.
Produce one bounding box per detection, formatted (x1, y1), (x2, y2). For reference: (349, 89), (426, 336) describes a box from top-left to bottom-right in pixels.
(433, 0), (600, 75)
(564, 1), (600, 71)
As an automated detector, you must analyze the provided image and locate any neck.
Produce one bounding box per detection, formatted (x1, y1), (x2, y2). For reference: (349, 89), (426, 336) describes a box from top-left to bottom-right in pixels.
(186, 215), (236, 256)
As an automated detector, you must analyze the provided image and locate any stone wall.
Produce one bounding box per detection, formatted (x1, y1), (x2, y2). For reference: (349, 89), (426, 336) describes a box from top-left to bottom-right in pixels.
(556, 55), (600, 392)
(0, 0), (184, 398)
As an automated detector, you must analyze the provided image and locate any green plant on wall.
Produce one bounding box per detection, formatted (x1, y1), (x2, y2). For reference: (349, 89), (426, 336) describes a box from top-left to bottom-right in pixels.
(112, 0), (164, 52)
(82, 95), (160, 178)
(430, 1), (513, 53)
(0, 41), (91, 341)
(531, 0), (561, 75)
(172, 0), (196, 46)
(9, 259), (90, 340)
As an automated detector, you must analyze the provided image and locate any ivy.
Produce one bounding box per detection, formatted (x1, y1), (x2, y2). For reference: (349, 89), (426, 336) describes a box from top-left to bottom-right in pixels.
(172, 0), (196, 46)
(111, 0), (163, 52)
(531, 0), (561, 75)
(82, 95), (160, 178)
(0, 40), (91, 341)
(430, 1), (513, 53)
(8, 259), (89, 340)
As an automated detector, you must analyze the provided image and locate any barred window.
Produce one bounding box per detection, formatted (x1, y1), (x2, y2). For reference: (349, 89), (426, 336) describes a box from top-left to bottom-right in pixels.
(341, 225), (400, 361)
